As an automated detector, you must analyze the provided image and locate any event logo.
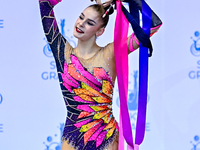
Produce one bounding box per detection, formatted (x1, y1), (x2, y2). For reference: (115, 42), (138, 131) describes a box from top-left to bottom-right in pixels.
(41, 60), (58, 80)
(188, 60), (200, 79)
(116, 70), (150, 131)
(43, 38), (53, 58)
(188, 31), (200, 79)
(43, 123), (64, 150)
(42, 19), (77, 80)
(0, 20), (4, 28)
(0, 95), (3, 133)
(0, 94), (3, 104)
(190, 135), (200, 150)
(191, 31), (200, 57)
(0, 124), (3, 133)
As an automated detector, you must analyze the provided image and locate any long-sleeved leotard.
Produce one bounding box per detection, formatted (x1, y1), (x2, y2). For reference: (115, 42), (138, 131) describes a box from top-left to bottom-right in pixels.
(39, 1), (119, 150)
(39, 0), (66, 73)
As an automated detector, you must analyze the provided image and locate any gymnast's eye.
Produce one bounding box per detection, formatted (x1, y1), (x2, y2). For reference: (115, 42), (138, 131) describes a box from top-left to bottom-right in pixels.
(87, 22), (94, 26)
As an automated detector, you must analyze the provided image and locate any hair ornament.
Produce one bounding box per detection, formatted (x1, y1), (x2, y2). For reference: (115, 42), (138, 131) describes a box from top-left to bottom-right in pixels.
(102, 3), (113, 18)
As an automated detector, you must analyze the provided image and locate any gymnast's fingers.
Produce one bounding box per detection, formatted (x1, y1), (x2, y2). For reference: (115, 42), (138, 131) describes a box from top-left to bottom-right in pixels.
(95, 0), (102, 4)
(102, 0), (113, 7)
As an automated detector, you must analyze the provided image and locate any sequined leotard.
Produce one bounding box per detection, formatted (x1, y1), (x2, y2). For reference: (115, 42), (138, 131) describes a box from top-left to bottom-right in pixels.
(39, 1), (119, 150)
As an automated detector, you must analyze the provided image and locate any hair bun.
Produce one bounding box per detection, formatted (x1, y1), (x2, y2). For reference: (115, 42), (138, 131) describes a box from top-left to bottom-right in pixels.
(104, 5), (114, 16)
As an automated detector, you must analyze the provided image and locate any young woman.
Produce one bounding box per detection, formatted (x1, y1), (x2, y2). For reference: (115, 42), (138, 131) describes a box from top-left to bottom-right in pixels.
(39, 0), (161, 150)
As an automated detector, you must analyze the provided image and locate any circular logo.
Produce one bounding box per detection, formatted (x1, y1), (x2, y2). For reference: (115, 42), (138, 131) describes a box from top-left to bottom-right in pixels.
(43, 43), (53, 58)
(190, 44), (200, 57)
(47, 136), (53, 142)
(191, 31), (200, 57)
(194, 135), (200, 141)
(0, 94), (3, 104)
(195, 31), (200, 37)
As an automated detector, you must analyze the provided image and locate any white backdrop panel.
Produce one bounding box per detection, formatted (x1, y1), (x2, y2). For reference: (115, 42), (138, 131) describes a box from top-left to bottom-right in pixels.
(0, 0), (200, 150)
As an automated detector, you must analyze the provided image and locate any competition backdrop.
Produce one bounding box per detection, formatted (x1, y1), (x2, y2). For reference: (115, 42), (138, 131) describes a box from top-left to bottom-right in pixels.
(0, 0), (200, 149)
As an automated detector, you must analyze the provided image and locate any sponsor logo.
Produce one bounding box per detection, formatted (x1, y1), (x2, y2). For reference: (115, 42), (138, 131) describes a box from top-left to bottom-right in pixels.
(190, 135), (200, 150)
(0, 124), (3, 133)
(42, 19), (77, 80)
(43, 123), (64, 150)
(0, 20), (4, 28)
(188, 31), (200, 79)
(191, 31), (200, 57)
(41, 61), (58, 80)
(116, 70), (150, 131)
(188, 60), (200, 79)
(0, 94), (3, 104)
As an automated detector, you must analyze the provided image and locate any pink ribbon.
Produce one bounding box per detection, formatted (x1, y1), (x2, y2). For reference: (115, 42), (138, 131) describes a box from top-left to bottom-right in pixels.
(114, 0), (135, 149)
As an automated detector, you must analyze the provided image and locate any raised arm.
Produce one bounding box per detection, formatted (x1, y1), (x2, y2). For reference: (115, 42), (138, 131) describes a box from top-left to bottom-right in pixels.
(127, 25), (161, 54)
(125, 0), (162, 54)
(39, 0), (67, 58)
(99, 0), (162, 56)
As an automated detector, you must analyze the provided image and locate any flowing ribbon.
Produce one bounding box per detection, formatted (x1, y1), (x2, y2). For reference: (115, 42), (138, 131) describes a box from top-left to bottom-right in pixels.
(114, 0), (134, 149)
(135, 1), (152, 145)
(114, 0), (152, 149)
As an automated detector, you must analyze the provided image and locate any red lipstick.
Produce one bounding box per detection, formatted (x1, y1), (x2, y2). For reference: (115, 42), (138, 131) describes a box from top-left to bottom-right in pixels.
(76, 27), (84, 33)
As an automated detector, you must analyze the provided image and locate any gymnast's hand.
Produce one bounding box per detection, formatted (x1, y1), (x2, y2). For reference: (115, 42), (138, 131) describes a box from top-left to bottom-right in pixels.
(102, 0), (113, 7)
(90, 0), (102, 4)
(90, 0), (113, 7)
(90, 0), (124, 7)
(41, 0), (62, 6)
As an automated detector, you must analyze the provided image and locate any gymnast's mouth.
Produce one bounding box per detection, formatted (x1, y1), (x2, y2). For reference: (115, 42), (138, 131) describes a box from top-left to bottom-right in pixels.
(76, 27), (84, 33)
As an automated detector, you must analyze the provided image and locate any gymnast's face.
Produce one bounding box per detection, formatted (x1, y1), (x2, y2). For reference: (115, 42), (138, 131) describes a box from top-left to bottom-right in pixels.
(73, 7), (105, 41)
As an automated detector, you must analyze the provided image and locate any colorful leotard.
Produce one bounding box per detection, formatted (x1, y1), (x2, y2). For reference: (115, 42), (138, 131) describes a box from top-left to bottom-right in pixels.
(39, 0), (119, 150)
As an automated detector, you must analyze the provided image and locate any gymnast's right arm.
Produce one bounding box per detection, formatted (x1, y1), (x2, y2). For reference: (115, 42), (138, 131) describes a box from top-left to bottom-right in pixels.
(39, 0), (67, 57)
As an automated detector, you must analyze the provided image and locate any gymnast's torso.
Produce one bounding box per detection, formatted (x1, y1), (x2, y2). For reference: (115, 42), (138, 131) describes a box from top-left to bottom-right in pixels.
(61, 42), (119, 150)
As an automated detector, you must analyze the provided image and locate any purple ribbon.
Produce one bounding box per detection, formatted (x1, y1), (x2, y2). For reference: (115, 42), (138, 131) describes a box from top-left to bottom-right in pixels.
(135, 0), (152, 145)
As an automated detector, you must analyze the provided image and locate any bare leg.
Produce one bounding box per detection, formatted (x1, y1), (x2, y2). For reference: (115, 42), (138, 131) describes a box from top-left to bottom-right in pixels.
(61, 136), (119, 150)
(107, 141), (118, 150)
(61, 141), (75, 150)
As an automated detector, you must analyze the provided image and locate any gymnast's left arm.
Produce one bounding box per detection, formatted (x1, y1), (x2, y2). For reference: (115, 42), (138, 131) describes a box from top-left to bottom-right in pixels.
(126, 0), (162, 54)
(39, 0), (67, 59)
(127, 24), (162, 54)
